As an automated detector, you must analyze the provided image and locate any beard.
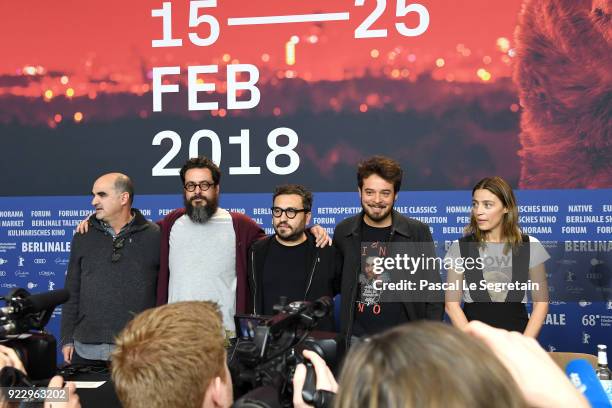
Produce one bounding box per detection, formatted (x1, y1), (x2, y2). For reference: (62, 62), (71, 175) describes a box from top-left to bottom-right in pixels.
(274, 221), (306, 242)
(361, 200), (393, 223)
(184, 193), (218, 224)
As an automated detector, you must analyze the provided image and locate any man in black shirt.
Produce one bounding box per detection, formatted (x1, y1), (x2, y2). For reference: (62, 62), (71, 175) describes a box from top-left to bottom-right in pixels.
(333, 156), (444, 353)
(248, 184), (339, 332)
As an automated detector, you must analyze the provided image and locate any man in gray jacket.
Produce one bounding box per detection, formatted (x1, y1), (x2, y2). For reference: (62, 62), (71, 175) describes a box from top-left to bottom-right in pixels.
(60, 173), (160, 364)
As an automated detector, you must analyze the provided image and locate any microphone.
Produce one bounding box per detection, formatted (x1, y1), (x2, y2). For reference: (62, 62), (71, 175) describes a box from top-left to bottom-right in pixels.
(566, 359), (612, 408)
(24, 289), (70, 313)
(1, 289), (69, 316)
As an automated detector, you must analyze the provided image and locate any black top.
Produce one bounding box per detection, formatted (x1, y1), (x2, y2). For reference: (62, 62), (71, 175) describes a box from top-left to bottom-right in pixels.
(249, 232), (340, 332)
(262, 238), (309, 315)
(333, 210), (444, 354)
(361, 222), (392, 243)
(352, 222), (407, 336)
(459, 234), (531, 332)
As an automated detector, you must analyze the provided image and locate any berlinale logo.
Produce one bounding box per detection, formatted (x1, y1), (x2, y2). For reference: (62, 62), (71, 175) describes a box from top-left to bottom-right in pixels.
(582, 332), (590, 344)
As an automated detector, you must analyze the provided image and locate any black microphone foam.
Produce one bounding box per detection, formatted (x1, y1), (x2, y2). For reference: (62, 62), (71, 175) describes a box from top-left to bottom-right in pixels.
(24, 289), (70, 313)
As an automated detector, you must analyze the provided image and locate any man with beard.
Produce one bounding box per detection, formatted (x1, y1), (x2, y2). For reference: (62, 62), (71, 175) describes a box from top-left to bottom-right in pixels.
(247, 185), (339, 331)
(333, 156), (443, 355)
(61, 173), (159, 364)
(156, 158), (331, 335)
(156, 157), (263, 334)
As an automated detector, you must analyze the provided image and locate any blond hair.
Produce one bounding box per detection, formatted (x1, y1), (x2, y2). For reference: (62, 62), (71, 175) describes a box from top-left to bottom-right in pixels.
(111, 301), (226, 408)
(335, 322), (527, 408)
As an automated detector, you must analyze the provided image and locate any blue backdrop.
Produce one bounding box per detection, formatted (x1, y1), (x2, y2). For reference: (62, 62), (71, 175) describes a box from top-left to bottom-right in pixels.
(1, 188), (610, 356)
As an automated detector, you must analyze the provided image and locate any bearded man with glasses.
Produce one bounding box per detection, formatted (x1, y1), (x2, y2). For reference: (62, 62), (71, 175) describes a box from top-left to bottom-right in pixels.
(61, 173), (160, 365)
(156, 158), (331, 336)
(247, 184), (340, 332)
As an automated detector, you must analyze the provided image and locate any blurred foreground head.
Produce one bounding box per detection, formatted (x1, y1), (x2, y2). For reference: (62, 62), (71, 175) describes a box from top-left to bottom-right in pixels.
(336, 321), (527, 408)
(111, 301), (232, 408)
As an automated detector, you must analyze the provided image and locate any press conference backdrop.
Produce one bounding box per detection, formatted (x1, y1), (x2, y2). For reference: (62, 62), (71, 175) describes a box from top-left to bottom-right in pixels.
(0, 0), (610, 354)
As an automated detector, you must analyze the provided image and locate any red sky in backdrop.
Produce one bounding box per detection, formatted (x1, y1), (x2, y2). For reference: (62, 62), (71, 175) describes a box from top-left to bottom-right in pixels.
(1, 1), (522, 83)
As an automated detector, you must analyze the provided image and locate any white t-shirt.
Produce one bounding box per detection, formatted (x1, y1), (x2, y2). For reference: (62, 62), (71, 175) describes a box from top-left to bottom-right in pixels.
(444, 236), (550, 303)
(168, 209), (236, 332)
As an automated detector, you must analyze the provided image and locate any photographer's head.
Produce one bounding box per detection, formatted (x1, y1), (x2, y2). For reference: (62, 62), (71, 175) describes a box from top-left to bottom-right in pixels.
(111, 301), (232, 408)
(336, 322), (526, 408)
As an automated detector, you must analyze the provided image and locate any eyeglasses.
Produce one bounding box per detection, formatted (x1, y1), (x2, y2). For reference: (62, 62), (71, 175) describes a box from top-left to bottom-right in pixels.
(111, 237), (125, 263)
(271, 207), (307, 219)
(184, 181), (215, 192)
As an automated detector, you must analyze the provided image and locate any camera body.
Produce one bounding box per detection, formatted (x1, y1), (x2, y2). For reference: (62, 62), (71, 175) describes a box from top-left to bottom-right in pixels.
(0, 288), (67, 384)
(230, 297), (336, 407)
(2, 332), (57, 381)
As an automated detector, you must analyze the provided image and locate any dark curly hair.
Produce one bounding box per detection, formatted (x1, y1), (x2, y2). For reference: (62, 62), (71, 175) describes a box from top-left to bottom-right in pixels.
(179, 157), (221, 186)
(357, 156), (403, 192)
(273, 184), (313, 212)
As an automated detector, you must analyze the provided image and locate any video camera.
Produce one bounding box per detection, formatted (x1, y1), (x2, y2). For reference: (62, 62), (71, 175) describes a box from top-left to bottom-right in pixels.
(0, 288), (69, 383)
(230, 296), (337, 408)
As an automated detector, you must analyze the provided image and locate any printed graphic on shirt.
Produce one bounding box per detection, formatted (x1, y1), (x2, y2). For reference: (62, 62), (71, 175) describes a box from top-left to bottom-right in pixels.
(358, 244), (390, 307)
